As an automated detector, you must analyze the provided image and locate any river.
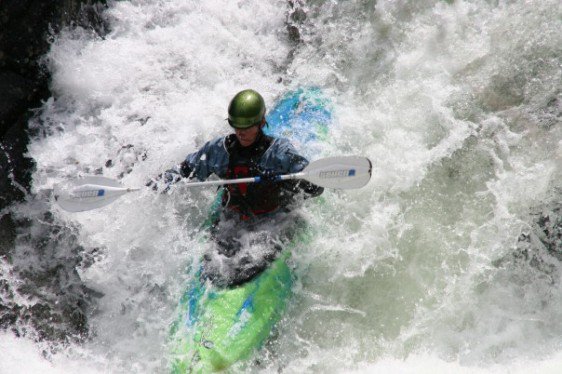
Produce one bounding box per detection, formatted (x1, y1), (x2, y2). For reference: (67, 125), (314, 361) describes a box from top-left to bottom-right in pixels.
(1, 0), (561, 372)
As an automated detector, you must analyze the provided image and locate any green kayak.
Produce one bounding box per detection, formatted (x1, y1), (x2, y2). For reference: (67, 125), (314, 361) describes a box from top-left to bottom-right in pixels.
(168, 88), (331, 372)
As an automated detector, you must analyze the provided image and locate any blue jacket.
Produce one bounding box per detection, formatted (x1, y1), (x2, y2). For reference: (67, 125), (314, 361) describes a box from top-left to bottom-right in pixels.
(153, 132), (323, 220)
(165, 134), (310, 182)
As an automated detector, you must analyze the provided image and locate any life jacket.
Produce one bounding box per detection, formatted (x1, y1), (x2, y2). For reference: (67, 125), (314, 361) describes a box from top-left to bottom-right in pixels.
(222, 132), (282, 219)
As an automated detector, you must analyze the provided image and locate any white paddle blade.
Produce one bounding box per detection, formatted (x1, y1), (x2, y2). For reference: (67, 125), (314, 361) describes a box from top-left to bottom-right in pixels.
(54, 176), (132, 212)
(304, 156), (372, 189)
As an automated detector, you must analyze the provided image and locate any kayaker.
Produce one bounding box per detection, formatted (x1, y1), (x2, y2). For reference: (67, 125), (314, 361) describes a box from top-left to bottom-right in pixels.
(148, 89), (324, 285)
(148, 89), (323, 218)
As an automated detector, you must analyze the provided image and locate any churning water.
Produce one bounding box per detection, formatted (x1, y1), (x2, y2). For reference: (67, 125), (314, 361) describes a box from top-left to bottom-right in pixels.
(1, 0), (561, 372)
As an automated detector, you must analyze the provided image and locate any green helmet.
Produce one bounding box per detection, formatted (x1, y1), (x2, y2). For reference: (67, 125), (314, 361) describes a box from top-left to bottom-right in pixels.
(227, 89), (266, 129)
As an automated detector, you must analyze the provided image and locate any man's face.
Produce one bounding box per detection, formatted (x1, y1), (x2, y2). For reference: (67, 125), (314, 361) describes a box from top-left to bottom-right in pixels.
(234, 124), (261, 147)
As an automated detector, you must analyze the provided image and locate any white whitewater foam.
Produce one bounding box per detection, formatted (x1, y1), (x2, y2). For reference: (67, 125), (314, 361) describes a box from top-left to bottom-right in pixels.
(2, 0), (560, 372)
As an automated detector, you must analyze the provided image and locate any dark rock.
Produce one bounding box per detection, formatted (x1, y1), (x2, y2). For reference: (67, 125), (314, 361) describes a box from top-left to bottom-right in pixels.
(0, 117), (34, 210)
(536, 206), (562, 257)
(0, 0), (109, 344)
(0, 213), (17, 259)
(0, 72), (34, 127)
(286, 1), (306, 45)
(494, 203), (562, 274)
(0, 0), (109, 211)
(1, 208), (103, 342)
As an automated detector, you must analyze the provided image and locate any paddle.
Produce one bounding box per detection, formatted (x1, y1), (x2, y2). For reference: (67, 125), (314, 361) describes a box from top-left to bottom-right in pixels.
(54, 156), (372, 212)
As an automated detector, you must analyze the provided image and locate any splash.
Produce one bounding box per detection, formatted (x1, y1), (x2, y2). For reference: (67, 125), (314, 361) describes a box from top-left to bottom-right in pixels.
(2, 0), (560, 372)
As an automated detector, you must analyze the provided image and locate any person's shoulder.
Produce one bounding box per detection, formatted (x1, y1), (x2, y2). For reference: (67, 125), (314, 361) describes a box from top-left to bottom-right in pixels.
(268, 136), (296, 151)
(200, 134), (229, 150)
(267, 135), (290, 146)
(208, 134), (228, 145)
(188, 135), (230, 159)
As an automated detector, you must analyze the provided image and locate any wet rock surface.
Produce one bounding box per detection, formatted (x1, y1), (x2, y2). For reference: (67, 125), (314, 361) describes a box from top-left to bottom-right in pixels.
(495, 203), (562, 276)
(0, 0), (108, 344)
(0, 0), (108, 211)
(0, 207), (103, 343)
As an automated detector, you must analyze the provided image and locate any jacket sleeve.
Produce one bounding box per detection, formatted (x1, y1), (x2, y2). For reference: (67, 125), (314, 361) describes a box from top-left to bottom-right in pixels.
(269, 139), (324, 198)
(147, 136), (228, 189)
